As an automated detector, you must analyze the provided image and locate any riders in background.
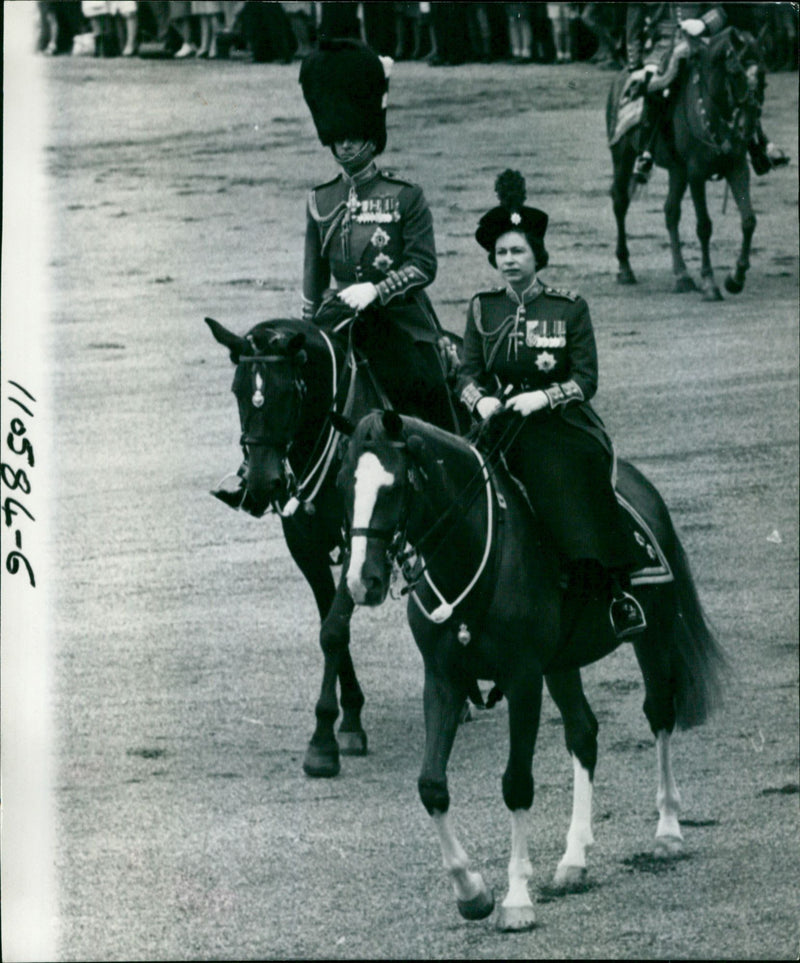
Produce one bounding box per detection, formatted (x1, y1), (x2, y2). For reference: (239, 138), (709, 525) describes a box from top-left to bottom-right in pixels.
(627, 3), (789, 183)
(298, 37), (457, 432)
(456, 170), (646, 640)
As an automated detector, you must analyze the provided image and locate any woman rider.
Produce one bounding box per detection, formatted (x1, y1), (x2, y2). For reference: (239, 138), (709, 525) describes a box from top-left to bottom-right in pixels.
(456, 170), (646, 639)
(213, 38), (458, 513)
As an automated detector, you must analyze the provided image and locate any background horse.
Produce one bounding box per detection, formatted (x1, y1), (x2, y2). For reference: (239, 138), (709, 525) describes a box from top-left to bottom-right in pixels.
(608, 26), (766, 299)
(207, 316), (462, 780)
(338, 410), (727, 931)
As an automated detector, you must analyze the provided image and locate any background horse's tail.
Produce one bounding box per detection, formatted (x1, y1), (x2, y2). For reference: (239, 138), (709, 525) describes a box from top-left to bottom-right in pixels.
(668, 528), (729, 729)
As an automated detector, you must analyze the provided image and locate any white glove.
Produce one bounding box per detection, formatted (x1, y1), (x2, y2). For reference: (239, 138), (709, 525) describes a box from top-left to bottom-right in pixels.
(476, 396), (502, 420)
(680, 18), (706, 37)
(338, 282), (378, 311)
(505, 390), (549, 416)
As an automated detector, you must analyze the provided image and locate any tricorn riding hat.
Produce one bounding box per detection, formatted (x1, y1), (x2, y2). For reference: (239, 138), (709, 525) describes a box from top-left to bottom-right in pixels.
(299, 39), (391, 155)
(475, 170), (548, 253)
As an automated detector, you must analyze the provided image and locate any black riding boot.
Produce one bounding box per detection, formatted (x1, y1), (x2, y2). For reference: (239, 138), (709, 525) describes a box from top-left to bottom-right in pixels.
(633, 84), (672, 184)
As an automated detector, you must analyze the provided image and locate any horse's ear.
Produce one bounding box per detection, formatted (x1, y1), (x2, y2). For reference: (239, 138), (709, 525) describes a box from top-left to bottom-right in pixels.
(206, 317), (250, 364)
(382, 410), (404, 440)
(330, 412), (355, 436)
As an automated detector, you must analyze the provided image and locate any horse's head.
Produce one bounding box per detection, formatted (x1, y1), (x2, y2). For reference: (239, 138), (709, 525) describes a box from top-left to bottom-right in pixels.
(207, 318), (308, 517)
(338, 410), (426, 606)
(709, 27), (765, 118)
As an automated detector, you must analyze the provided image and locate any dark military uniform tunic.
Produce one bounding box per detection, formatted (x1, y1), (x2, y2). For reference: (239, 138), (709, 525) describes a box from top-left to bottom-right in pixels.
(626, 3), (719, 79)
(457, 280), (637, 572)
(302, 161), (454, 429)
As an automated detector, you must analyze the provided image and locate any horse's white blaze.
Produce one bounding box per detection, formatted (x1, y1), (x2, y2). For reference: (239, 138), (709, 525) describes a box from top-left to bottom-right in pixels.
(557, 754), (595, 871)
(655, 730), (683, 840)
(347, 452), (395, 603)
(501, 809), (534, 910)
(432, 811), (487, 903)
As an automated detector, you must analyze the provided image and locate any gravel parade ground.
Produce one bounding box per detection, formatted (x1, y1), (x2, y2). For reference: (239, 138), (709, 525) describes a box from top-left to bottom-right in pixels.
(2, 6), (798, 959)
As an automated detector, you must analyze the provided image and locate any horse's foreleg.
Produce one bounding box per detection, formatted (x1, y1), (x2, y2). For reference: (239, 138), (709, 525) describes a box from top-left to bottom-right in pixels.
(545, 669), (598, 890)
(723, 159), (756, 294)
(336, 645), (367, 756)
(689, 176), (722, 301)
(303, 574), (355, 778)
(665, 166), (698, 292)
(654, 729), (684, 856)
(611, 145), (637, 284)
(496, 673), (542, 932)
(418, 664), (494, 921)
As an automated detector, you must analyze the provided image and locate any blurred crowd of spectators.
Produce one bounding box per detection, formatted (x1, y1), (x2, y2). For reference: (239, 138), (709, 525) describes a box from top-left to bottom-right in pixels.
(38, 2), (798, 71)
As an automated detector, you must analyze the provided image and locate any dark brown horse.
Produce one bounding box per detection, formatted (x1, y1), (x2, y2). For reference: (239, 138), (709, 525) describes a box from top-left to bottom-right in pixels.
(608, 27), (766, 299)
(338, 410), (727, 930)
(207, 316), (464, 779)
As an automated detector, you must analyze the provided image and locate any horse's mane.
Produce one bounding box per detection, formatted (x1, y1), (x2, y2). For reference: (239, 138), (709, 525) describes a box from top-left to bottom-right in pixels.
(245, 317), (338, 359)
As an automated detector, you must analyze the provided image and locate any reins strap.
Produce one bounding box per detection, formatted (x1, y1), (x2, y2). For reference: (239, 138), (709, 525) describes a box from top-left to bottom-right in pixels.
(409, 441), (496, 624)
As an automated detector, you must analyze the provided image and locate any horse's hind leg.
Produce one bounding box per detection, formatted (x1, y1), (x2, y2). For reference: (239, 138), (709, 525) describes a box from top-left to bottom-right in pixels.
(632, 633), (684, 857)
(689, 175), (723, 301)
(611, 143), (637, 284)
(665, 165), (699, 292)
(723, 157), (756, 294)
(545, 669), (598, 890)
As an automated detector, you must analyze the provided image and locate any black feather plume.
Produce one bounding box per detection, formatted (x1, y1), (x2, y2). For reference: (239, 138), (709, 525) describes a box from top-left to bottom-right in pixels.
(495, 170), (527, 211)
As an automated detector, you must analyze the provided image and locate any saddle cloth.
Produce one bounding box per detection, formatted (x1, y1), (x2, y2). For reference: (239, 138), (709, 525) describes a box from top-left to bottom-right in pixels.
(608, 71), (646, 147)
(616, 492), (673, 586)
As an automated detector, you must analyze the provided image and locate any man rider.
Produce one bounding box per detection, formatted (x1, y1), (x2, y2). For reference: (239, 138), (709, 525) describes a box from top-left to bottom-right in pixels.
(627, 3), (789, 184)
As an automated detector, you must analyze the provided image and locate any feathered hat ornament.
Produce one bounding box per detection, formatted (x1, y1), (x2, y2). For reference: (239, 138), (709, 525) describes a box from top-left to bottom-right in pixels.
(475, 169), (548, 253)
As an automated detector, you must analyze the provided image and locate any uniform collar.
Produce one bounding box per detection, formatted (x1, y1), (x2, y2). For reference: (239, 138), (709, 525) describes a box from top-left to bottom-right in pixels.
(505, 277), (542, 304)
(342, 161), (380, 190)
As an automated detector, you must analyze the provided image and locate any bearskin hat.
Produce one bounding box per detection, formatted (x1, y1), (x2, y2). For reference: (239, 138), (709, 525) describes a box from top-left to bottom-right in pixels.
(299, 39), (390, 155)
(475, 170), (548, 254)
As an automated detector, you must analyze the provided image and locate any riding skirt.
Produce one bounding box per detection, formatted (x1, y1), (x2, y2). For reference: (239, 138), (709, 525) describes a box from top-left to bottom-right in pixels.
(504, 408), (639, 573)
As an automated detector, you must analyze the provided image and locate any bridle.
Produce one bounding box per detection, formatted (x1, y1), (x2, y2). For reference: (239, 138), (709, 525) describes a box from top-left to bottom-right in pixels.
(235, 328), (343, 517)
(691, 29), (763, 157)
(346, 416), (524, 621)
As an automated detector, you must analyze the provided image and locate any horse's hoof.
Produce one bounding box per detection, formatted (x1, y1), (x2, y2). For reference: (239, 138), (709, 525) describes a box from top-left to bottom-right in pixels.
(303, 743), (340, 778)
(496, 903), (536, 932)
(702, 285), (723, 302)
(654, 834), (684, 858)
(724, 274), (744, 294)
(338, 728), (368, 756)
(617, 267), (637, 285)
(674, 275), (698, 293)
(457, 886), (495, 921)
(552, 864), (588, 891)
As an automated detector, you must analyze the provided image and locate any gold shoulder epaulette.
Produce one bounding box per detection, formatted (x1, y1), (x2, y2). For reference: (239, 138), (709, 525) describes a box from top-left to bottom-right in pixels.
(543, 284), (580, 301)
(381, 170), (414, 187)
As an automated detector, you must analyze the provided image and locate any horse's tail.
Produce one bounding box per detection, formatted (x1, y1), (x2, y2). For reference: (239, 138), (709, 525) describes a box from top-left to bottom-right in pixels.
(667, 527), (729, 729)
